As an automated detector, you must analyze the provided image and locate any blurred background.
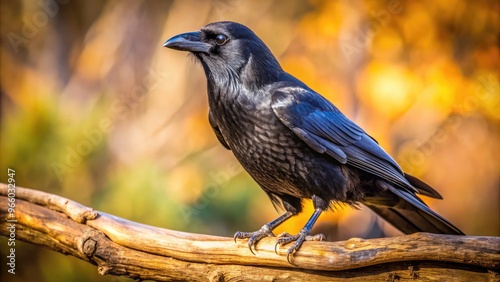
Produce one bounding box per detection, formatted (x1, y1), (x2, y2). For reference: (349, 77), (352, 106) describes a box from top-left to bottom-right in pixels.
(1, 0), (498, 281)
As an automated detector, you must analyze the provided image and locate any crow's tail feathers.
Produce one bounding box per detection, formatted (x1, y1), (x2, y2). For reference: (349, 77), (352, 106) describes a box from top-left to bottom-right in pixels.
(364, 201), (465, 235)
(404, 173), (443, 199)
(362, 181), (464, 235)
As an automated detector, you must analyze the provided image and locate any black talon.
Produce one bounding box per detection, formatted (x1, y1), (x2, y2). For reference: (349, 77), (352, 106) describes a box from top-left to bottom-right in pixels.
(247, 235), (259, 255)
(248, 241), (256, 255)
(286, 249), (294, 264)
(275, 232), (291, 254)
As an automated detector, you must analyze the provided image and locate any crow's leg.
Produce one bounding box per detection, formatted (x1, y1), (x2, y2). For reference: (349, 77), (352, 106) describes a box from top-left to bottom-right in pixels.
(275, 195), (327, 263)
(234, 195), (302, 254)
(275, 208), (325, 263)
(234, 211), (294, 255)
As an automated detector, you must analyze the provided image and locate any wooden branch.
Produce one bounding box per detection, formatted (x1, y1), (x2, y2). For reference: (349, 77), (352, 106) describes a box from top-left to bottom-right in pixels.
(1, 183), (499, 281)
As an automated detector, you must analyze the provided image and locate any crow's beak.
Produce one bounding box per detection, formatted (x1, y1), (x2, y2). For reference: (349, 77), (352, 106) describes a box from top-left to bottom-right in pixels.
(163, 31), (211, 53)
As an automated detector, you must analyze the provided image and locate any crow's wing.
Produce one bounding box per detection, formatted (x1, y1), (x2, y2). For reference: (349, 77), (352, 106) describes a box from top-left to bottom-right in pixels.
(270, 84), (417, 194)
(270, 84), (464, 235)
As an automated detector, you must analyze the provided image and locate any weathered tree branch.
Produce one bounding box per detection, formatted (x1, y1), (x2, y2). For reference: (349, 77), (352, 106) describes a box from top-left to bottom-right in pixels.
(0, 183), (499, 281)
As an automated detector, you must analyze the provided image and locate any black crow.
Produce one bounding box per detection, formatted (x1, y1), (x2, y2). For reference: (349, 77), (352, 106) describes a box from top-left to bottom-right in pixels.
(163, 21), (464, 262)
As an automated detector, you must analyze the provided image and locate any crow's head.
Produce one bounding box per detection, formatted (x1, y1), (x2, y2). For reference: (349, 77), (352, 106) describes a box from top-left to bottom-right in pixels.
(164, 21), (282, 88)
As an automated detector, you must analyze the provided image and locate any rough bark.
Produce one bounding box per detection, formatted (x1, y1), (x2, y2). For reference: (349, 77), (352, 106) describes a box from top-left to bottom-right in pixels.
(1, 183), (499, 281)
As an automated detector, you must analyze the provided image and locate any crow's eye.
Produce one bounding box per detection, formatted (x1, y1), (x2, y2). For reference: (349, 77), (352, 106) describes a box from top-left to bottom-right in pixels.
(215, 34), (228, 45)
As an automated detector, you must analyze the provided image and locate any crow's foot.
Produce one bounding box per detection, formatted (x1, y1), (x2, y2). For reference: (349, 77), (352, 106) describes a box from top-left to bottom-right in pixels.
(234, 224), (275, 255)
(275, 230), (326, 263)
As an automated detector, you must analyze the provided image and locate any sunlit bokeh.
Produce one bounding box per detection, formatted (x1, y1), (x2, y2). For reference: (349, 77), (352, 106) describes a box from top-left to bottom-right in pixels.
(1, 0), (498, 281)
